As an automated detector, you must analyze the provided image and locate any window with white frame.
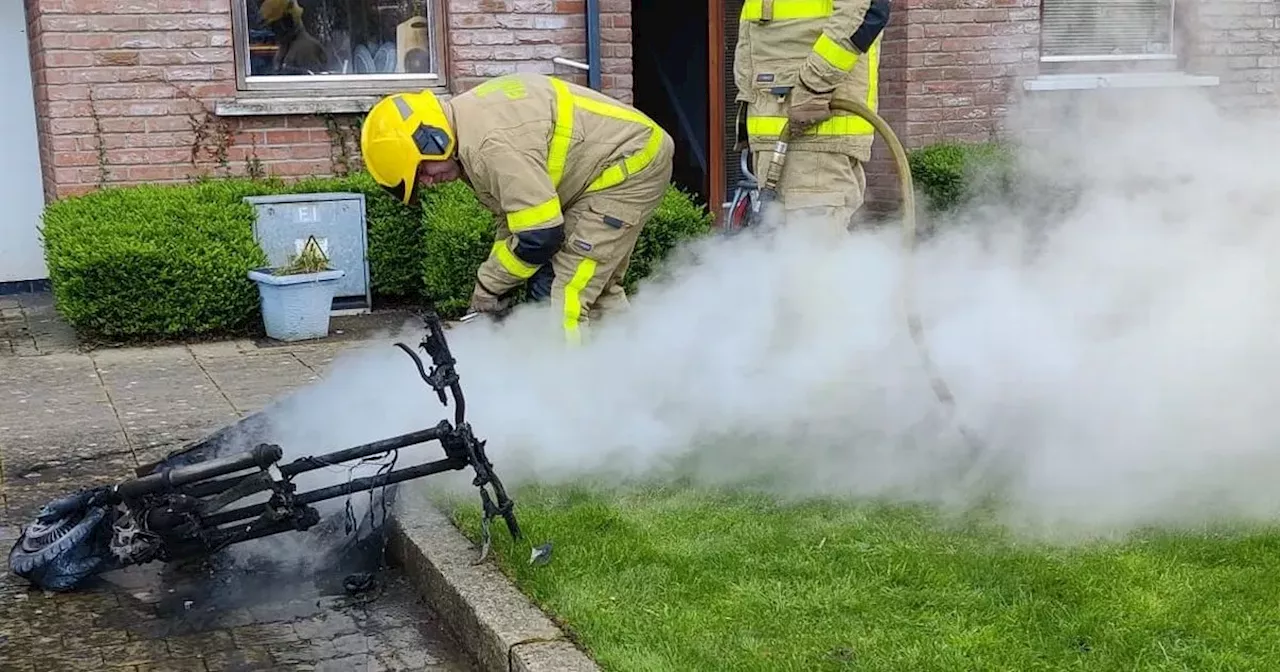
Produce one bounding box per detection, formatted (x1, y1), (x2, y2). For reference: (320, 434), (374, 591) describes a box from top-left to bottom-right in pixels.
(230, 0), (447, 95)
(1039, 0), (1177, 61)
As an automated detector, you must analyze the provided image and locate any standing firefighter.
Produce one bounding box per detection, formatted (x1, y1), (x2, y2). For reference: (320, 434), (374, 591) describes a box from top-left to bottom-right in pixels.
(360, 73), (675, 344)
(733, 0), (891, 231)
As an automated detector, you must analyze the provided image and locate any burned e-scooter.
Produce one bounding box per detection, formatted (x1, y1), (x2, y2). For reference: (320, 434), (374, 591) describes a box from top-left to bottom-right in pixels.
(8, 310), (521, 592)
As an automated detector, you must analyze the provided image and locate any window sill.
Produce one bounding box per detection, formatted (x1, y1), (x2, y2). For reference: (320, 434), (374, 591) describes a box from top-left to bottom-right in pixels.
(1022, 71), (1220, 92)
(213, 93), (450, 117)
(215, 97), (381, 116)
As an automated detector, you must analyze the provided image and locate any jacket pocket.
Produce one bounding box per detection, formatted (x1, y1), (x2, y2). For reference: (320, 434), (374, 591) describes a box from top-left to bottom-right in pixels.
(747, 58), (800, 97)
(744, 60), (800, 134)
(567, 201), (643, 262)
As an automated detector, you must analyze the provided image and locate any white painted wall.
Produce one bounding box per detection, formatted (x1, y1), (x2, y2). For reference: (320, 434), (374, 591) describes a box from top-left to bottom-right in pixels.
(0, 2), (47, 283)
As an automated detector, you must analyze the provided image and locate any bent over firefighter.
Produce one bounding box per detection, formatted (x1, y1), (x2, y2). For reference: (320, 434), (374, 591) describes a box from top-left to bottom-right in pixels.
(733, 0), (891, 231)
(360, 73), (675, 344)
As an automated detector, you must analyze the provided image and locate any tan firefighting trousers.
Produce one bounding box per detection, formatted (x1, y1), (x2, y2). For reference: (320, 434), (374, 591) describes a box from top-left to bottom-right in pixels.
(539, 131), (675, 336)
(751, 147), (867, 233)
(485, 130), (675, 341)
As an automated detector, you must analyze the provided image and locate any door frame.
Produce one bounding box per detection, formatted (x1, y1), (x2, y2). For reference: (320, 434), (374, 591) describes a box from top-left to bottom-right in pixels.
(707, 0), (725, 220)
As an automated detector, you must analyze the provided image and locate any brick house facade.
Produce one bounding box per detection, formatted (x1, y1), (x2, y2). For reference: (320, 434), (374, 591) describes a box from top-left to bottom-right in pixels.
(813, 0), (1277, 211)
(870, 0), (1274, 147)
(4, 0), (1276, 287)
(22, 0), (631, 202)
(21, 0), (1278, 203)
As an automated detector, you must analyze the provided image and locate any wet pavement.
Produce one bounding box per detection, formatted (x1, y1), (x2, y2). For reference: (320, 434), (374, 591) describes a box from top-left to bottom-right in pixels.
(0, 293), (78, 358)
(0, 294), (479, 672)
(0, 543), (479, 672)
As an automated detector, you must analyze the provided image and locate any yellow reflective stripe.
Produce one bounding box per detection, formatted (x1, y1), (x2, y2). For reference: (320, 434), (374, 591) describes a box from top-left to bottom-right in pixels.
(507, 196), (562, 232)
(492, 240), (538, 279)
(474, 76), (528, 100)
(562, 257), (598, 345)
(544, 82), (665, 197)
(548, 78), (574, 188)
(586, 124), (664, 192)
(866, 36), (880, 112)
(573, 95), (663, 193)
(813, 33), (857, 72)
(747, 114), (873, 136)
(741, 0), (833, 20)
(572, 95), (650, 125)
(588, 165), (626, 193)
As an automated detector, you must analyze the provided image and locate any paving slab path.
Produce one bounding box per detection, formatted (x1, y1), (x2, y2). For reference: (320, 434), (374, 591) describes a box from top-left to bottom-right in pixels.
(0, 293), (480, 672)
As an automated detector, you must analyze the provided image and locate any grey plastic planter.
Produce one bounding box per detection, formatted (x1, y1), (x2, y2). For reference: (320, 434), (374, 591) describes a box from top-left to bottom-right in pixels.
(248, 267), (346, 342)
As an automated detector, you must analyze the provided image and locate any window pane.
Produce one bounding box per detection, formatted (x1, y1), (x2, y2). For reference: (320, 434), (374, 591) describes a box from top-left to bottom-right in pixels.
(245, 0), (435, 77)
(1041, 0), (1175, 57)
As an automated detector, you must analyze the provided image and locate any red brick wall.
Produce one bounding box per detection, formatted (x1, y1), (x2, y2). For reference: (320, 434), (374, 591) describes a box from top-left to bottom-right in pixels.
(24, 0), (632, 199)
(875, 0), (1276, 147)
(880, 0), (1278, 145)
(597, 0), (634, 104)
(862, 0), (1280, 214)
(862, 4), (909, 216)
(448, 0), (631, 102)
(863, 0), (1041, 215)
(1184, 0), (1280, 113)
(899, 0), (1041, 147)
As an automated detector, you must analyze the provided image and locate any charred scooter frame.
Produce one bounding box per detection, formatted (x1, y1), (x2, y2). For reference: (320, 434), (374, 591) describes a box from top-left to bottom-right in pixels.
(8, 310), (521, 593)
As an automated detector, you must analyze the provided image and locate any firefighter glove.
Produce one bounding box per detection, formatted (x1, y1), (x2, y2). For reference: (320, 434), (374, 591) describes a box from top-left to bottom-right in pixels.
(788, 84), (833, 135)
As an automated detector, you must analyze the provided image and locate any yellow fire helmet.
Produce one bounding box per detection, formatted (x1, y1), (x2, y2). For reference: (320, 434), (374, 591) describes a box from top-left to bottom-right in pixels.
(360, 90), (456, 205)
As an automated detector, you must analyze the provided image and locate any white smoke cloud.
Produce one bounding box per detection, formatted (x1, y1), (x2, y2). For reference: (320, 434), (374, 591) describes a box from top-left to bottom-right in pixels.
(228, 81), (1280, 552)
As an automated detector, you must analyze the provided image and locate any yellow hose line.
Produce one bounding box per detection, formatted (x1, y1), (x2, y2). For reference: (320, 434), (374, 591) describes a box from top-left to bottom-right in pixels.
(828, 98), (959, 412)
(774, 99), (977, 448)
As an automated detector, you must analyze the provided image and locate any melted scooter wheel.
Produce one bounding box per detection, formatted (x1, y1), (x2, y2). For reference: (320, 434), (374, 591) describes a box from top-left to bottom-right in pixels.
(8, 490), (116, 592)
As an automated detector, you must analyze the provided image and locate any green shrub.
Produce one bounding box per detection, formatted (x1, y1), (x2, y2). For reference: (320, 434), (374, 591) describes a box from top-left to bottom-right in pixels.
(43, 170), (435, 341)
(908, 141), (1018, 212)
(41, 181), (270, 341)
(420, 180), (501, 318)
(42, 171), (714, 340)
(419, 184), (715, 318)
(624, 185), (716, 295)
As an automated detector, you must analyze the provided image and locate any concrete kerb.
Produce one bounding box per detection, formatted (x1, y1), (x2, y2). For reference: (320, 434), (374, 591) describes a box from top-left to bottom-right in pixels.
(387, 485), (601, 672)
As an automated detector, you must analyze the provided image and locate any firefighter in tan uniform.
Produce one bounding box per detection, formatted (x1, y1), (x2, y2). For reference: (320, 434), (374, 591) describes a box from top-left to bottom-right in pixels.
(359, 73), (675, 344)
(733, 0), (891, 231)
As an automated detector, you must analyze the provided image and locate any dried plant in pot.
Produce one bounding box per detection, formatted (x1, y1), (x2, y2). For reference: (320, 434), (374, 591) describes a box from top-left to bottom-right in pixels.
(248, 236), (346, 342)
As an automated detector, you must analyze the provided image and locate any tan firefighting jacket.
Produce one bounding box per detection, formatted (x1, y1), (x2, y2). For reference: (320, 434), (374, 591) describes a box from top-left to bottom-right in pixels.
(441, 73), (668, 297)
(733, 0), (890, 162)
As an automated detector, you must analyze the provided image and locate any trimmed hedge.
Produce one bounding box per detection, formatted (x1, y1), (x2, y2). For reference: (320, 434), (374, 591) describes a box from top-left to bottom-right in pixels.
(419, 182), (716, 319)
(908, 141), (1018, 213)
(41, 174), (412, 340)
(420, 181), (503, 318)
(907, 140), (1083, 230)
(41, 174), (714, 340)
(41, 181), (269, 340)
(625, 185), (717, 295)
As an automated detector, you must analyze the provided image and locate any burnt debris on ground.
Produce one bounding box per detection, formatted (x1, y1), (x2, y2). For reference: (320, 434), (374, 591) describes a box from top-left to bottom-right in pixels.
(0, 299), (491, 671)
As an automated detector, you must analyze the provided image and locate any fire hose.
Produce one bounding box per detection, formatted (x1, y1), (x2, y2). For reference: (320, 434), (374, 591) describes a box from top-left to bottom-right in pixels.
(727, 96), (987, 458)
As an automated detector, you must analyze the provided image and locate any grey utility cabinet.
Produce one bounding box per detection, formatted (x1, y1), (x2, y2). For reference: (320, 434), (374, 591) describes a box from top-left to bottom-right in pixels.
(244, 192), (373, 314)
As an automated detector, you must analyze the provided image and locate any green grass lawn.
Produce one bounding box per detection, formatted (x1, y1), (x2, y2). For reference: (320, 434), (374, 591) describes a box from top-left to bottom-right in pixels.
(444, 482), (1280, 672)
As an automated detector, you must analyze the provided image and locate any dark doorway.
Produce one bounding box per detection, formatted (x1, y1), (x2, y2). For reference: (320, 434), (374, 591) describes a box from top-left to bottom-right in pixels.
(631, 0), (710, 207)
